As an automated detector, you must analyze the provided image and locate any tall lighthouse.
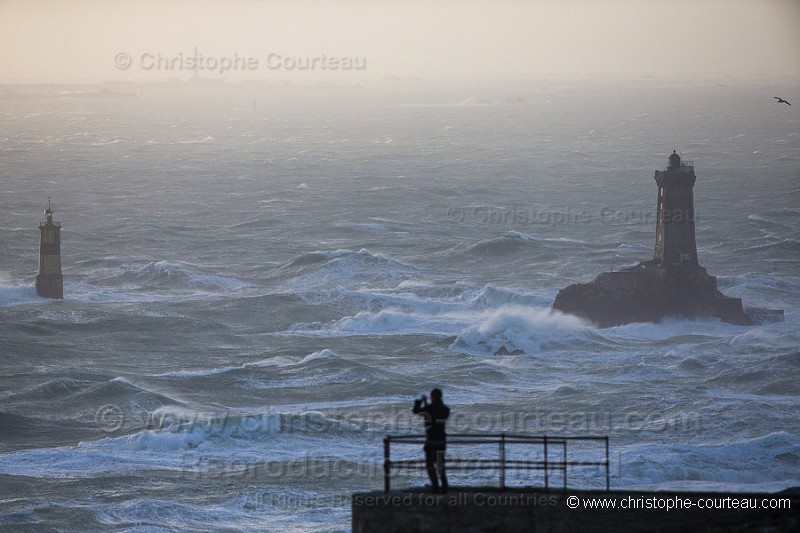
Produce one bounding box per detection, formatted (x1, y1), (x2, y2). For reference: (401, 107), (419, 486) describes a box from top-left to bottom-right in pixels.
(653, 150), (698, 268)
(36, 198), (63, 299)
(552, 150), (769, 326)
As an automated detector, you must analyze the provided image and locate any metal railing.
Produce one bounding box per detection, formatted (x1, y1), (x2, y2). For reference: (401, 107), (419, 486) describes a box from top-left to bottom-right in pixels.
(383, 433), (609, 493)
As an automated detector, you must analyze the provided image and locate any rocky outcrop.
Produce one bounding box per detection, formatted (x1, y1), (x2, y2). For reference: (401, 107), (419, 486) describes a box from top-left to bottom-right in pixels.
(552, 261), (752, 328)
(493, 346), (526, 356)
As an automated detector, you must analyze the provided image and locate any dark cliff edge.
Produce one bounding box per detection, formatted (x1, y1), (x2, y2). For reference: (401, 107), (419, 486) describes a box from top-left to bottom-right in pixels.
(552, 261), (753, 328)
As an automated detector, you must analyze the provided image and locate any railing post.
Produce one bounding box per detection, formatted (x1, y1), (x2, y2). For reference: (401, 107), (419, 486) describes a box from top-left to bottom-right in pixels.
(383, 436), (391, 493)
(499, 433), (506, 490)
(543, 435), (549, 492)
(563, 441), (568, 491)
(605, 436), (610, 492)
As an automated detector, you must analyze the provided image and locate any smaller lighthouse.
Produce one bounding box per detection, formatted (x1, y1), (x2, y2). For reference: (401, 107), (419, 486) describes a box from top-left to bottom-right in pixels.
(36, 198), (63, 299)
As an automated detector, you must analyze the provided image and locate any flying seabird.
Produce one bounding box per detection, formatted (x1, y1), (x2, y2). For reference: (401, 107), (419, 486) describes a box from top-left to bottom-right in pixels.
(774, 97), (791, 106)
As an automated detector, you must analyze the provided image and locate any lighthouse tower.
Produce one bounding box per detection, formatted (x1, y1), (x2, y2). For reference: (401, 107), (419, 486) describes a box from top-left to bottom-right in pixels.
(653, 151), (698, 268)
(36, 198), (63, 298)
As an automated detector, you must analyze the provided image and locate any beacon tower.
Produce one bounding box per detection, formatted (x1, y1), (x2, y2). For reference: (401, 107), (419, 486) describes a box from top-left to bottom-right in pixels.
(653, 150), (698, 268)
(36, 198), (63, 298)
(553, 150), (781, 327)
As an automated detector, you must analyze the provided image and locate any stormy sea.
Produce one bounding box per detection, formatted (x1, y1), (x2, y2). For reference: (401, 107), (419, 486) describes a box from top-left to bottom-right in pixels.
(1, 79), (798, 531)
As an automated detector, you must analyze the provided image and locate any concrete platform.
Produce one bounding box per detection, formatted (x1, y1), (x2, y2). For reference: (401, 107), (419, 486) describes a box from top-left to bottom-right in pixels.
(352, 487), (798, 532)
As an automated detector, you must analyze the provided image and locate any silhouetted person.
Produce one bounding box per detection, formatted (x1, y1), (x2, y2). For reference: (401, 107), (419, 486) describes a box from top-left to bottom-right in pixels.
(413, 388), (450, 493)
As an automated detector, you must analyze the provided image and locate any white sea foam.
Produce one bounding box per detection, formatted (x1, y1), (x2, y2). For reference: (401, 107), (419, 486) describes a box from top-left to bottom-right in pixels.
(173, 136), (216, 144)
(333, 220), (391, 234)
(285, 248), (419, 290)
(63, 260), (251, 303)
(141, 260), (250, 291)
(599, 317), (744, 342)
(156, 366), (240, 378)
(297, 349), (337, 363)
(0, 284), (40, 307)
(450, 305), (592, 355)
(126, 424), (211, 452)
(287, 285), (571, 339)
(153, 350), (343, 382)
(0, 409), (371, 478)
(292, 309), (472, 337)
(617, 432), (800, 490)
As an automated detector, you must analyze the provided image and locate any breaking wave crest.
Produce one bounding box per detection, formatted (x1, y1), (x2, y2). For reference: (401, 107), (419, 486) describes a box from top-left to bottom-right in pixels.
(451, 305), (593, 355)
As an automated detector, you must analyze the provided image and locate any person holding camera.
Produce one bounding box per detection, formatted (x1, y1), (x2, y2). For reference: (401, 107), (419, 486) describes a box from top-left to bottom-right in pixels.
(412, 388), (450, 494)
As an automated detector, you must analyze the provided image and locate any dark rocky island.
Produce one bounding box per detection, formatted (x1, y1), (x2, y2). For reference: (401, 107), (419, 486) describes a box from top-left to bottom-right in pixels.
(553, 261), (753, 327)
(553, 151), (783, 328)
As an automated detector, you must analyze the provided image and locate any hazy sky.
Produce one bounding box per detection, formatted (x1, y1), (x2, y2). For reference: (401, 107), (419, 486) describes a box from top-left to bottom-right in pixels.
(1, 0), (798, 83)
